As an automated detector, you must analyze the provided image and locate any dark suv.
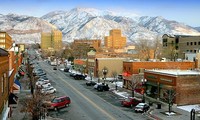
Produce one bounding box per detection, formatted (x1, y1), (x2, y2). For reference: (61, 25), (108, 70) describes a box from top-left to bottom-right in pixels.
(97, 83), (109, 91)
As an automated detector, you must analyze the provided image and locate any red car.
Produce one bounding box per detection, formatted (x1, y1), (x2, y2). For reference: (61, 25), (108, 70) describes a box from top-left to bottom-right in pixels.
(46, 96), (71, 111)
(121, 97), (142, 107)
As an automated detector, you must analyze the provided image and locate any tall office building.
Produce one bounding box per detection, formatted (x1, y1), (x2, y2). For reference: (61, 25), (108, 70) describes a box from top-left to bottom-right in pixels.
(41, 30), (62, 51)
(52, 30), (62, 50)
(0, 31), (13, 50)
(104, 29), (126, 49)
(41, 32), (52, 50)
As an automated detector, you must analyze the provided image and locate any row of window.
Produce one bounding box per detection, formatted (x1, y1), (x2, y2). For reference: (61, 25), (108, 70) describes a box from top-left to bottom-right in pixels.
(0, 33), (6, 37)
(0, 45), (5, 48)
(1, 73), (7, 94)
(0, 39), (5, 42)
(186, 50), (199, 53)
(187, 42), (200, 46)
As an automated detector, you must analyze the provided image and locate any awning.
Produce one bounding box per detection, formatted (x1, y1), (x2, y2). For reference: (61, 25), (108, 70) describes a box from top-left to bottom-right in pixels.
(9, 93), (18, 104)
(12, 79), (21, 93)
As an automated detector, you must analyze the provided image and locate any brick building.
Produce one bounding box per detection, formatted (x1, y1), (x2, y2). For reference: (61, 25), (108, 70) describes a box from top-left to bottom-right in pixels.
(144, 69), (200, 105)
(104, 29), (126, 49)
(122, 61), (195, 92)
(74, 39), (101, 51)
(0, 48), (9, 120)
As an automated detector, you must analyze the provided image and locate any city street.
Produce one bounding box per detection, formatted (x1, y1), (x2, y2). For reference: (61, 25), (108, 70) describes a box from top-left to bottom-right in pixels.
(38, 61), (150, 120)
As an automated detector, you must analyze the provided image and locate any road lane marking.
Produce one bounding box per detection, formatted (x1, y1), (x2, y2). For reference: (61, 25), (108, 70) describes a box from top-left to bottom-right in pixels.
(58, 76), (116, 120)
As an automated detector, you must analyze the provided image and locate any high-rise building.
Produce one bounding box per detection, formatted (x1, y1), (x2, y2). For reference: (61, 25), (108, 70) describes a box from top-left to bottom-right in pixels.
(41, 30), (62, 51)
(104, 29), (126, 49)
(41, 32), (52, 50)
(52, 30), (62, 50)
(0, 31), (13, 50)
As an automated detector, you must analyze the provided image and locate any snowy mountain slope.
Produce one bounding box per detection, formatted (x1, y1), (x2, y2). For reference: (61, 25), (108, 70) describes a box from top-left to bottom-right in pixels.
(42, 8), (200, 43)
(138, 16), (200, 35)
(0, 14), (57, 43)
(0, 7), (200, 44)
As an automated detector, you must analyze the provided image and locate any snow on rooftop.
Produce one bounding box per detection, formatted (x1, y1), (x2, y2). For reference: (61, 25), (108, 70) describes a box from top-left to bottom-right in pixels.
(146, 69), (200, 76)
(178, 104), (200, 112)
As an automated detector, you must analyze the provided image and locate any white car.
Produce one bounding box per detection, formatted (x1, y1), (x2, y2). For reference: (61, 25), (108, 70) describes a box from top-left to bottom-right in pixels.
(38, 78), (50, 83)
(93, 83), (102, 89)
(41, 83), (51, 88)
(41, 86), (56, 94)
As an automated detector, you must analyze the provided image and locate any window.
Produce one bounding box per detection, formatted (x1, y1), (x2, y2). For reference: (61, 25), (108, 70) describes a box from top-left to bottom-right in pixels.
(191, 42), (193, 45)
(0, 33), (5, 37)
(194, 50), (197, 53)
(199, 42), (200, 45)
(194, 42), (197, 45)
(190, 50), (193, 52)
(187, 42), (189, 46)
(1, 77), (4, 93)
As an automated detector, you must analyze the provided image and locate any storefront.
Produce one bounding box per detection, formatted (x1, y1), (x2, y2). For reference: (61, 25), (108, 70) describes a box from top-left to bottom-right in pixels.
(144, 69), (200, 105)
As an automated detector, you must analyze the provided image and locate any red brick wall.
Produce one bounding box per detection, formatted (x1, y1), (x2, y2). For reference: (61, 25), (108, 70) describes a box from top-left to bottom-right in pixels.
(123, 61), (195, 74)
(176, 76), (200, 105)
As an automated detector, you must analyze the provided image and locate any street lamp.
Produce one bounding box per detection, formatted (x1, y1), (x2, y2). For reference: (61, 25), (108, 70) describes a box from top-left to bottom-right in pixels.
(141, 78), (147, 103)
(102, 67), (108, 84)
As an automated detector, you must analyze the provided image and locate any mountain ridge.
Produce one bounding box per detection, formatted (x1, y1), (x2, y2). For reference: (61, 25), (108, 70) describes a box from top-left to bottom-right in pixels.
(0, 7), (200, 44)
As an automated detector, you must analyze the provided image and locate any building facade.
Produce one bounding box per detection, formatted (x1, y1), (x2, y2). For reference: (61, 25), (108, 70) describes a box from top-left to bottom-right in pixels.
(144, 69), (200, 105)
(74, 39), (101, 51)
(52, 30), (62, 50)
(104, 29), (126, 49)
(0, 48), (9, 120)
(123, 61), (196, 90)
(41, 32), (52, 50)
(41, 30), (62, 51)
(0, 32), (13, 50)
(162, 34), (200, 60)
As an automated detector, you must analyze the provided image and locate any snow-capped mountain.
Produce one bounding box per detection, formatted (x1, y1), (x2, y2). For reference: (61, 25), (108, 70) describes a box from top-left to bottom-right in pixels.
(41, 8), (200, 43)
(194, 27), (200, 32)
(0, 7), (200, 44)
(0, 13), (57, 43)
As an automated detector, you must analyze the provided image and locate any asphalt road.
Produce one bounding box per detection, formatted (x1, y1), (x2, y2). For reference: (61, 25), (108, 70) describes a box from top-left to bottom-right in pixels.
(38, 61), (150, 120)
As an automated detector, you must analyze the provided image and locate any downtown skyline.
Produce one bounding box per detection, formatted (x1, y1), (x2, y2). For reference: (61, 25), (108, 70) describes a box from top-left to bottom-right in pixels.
(0, 0), (199, 27)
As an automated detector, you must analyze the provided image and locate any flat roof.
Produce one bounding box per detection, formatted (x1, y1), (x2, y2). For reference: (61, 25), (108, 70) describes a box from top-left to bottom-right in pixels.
(145, 69), (200, 76)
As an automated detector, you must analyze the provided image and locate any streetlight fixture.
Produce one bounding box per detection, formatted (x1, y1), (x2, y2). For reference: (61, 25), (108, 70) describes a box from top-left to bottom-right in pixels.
(141, 78), (147, 103)
(102, 67), (108, 84)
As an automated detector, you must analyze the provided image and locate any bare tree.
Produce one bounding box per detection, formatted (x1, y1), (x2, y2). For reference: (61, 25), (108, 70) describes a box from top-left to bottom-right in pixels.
(163, 89), (177, 113)
(128, 74), (143, 98)
(111, 71), (118, 90)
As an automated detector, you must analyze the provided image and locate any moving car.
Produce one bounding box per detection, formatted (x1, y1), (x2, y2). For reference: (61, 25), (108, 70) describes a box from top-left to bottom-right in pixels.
(44, 96), (71, 111)
(134, 103), (150, 113)
(86, 81), (96, 86)
(121, 97), (142, 107)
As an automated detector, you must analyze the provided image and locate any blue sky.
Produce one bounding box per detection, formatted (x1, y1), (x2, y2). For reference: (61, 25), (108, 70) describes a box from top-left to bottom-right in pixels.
(0, 0), (199, 27)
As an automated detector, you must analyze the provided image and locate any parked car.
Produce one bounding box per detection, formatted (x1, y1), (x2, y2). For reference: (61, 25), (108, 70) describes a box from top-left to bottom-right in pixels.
(121, 97), (142, 107)
(96, 83), (109, 91)
(64, 68), (69, 72)
(53, 67), (57, 70)
(74, 74), (87, 80)
(36, 82), (51, 88)
(44, 96), (71, 111)
(38, 78), (49, 83)
(86, 81), (96, 86)
(134, 103), (150, 113)
(41, 86), (56, 94)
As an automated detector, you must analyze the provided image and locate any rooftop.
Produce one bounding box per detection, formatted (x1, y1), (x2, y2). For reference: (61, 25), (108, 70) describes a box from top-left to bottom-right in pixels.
(145, 69), (200, 76)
